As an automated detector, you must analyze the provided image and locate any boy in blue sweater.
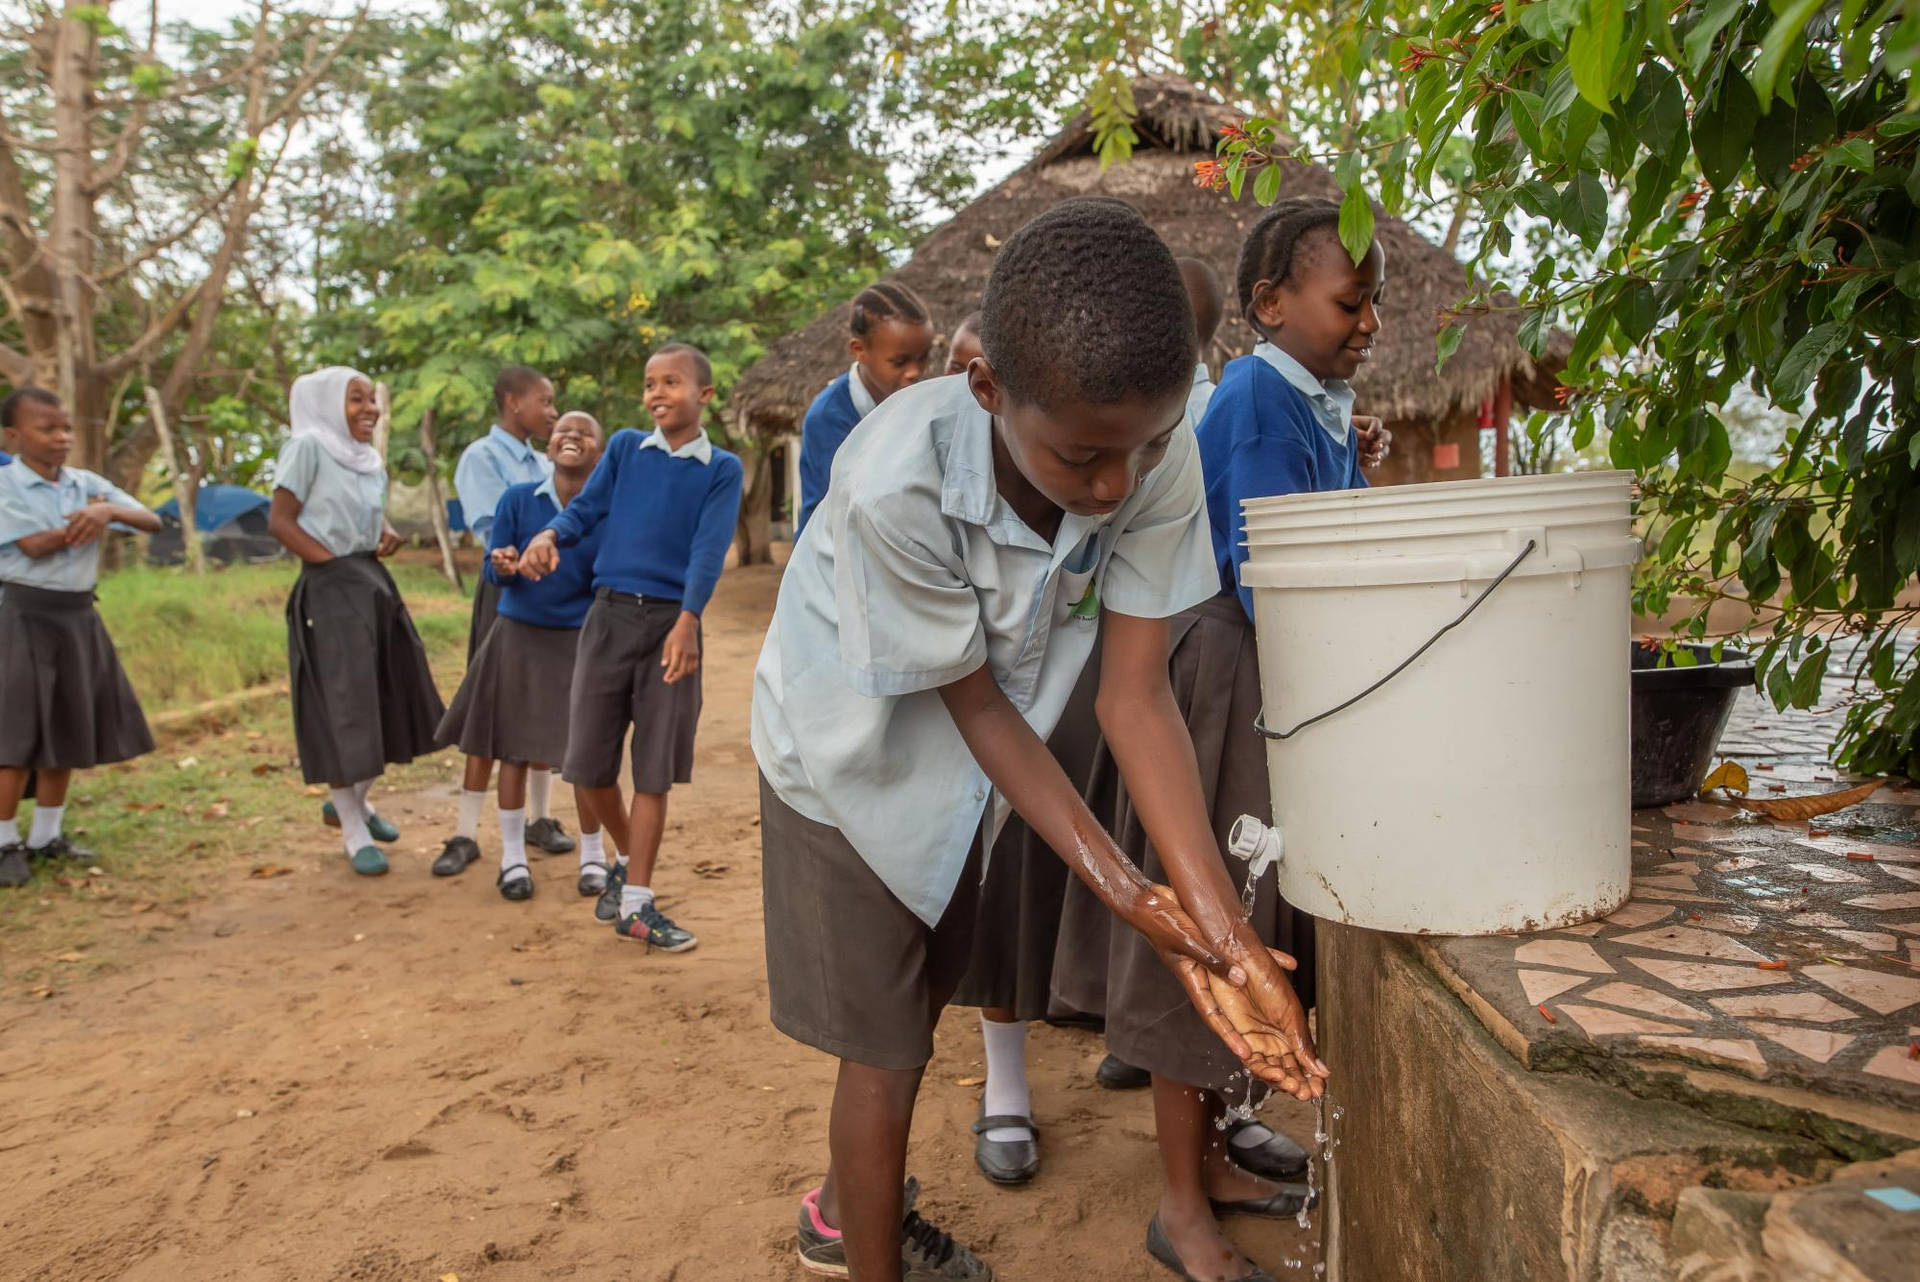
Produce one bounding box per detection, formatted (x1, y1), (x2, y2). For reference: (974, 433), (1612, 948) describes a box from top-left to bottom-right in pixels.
(519, 344), (743, 953)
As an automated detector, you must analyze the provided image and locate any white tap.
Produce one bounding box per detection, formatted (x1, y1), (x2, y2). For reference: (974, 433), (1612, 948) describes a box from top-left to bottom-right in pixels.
(1227, 815), (1284, 881)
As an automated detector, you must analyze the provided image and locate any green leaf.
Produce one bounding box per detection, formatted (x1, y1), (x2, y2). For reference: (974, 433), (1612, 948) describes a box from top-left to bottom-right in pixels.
(1751, 0), (1824, 107)
(1683, 0), (1746, 76)
(1569, 0), (1628, 111)
(1828, 136), (1874, 172)
(1561, 171), (1609, 249)
(1627, 64), (1686, 153)
(1789, 649), (1830, 708)
(1337, 177), (1375, 267)
(1254, 161), (1283, 206)
(1692, 70), (1760, 189)
(1434, 319), (1467, 373)
(1509, 90), (1546, 158)
(1772, 322), (1848, 403)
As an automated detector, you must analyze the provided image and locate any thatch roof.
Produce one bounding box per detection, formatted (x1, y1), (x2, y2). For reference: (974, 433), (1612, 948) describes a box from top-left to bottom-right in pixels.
(732, 76), (1563, 433)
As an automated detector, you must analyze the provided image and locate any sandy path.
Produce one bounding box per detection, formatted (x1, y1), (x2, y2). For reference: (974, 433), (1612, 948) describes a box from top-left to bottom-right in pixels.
(0, 562), (1320, 1281)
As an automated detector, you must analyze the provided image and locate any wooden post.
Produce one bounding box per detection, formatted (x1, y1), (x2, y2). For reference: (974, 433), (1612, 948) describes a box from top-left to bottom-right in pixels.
(416, 405), (463, 591)
(373, 381), (393, 477)
(146, 385), (204, 574)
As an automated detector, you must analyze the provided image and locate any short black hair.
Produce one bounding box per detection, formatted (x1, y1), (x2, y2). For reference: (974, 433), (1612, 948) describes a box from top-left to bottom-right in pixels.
(493, 365), (549, 411)
(849, 281), (930, 338)
(1175, 257), (1225, 347)
(980, 197), (1195, 408)
(1, 386), (60, 428)
(951, 309), (982, 340)
(651, 342), (713, 389)
(1235, 198), (1354, 334)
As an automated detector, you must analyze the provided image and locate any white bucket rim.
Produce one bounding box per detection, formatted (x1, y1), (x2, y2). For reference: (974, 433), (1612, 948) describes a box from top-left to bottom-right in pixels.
(1240, 534), (1642, 588)
(1240, 470), (1632, 516)
(1241, 496), (1633, 535)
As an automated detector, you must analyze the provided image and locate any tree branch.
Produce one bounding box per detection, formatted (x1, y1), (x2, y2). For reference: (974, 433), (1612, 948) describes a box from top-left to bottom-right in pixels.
(260, 5), (371, 133)
(96, 282), (201, 379)
(94, 178), (241, 284)
(0, 339), (32, 385)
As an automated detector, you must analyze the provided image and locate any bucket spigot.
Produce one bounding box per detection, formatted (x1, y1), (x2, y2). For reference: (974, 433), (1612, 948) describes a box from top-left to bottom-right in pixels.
(1227, 815), (1284, 881)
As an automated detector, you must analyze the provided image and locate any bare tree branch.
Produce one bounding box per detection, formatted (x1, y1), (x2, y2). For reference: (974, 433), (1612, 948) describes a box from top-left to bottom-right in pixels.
(95, 178), (241, 284)
(0, 99), (46, 274)
(95, 281), (201, 379)
(260, 5), (370, 133)
(0, 339), (32, 385)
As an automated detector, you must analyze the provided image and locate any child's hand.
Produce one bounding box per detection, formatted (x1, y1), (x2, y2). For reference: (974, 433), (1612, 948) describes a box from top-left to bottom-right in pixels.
(518, 532), (559, 580)
(377, 524), (403, 558)
(661, 612), (701, 684)
(1355, 416), (1391, 468)
(489, 546), (521, 579)
(63, 501), (114, 545)
(1205, 945), (1328, 1101)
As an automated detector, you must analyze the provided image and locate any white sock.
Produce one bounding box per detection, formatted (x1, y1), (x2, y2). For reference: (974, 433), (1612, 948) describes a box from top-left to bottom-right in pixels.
(498, 807), (528, 880)
(0, 816), (18, 847)
(456, 789), (486, 841)
(579, 828), (605, 868)
(980, 1016), (1034, 1142)
(614, 852), (630, 870)
(353, 778), (375, 816)
(27, 803), (64, 849)
(527, 769), (552, 822)
(330, 787), (373, 855)
(1230, 1120), (1279, 1149)
(619, 883), (654, 916)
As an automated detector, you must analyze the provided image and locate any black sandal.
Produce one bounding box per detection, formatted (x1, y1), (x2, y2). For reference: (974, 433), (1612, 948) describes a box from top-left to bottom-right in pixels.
(1207, 1182), (1317, 1220)
(497, 866), (534, 901)
(971, 1111), (1040, 1185)
(1145, 1214), (1277, 1282)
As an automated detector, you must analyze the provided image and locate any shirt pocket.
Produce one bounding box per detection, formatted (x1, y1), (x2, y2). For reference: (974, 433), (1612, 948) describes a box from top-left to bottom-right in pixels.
(1053, 563), (1100, 627)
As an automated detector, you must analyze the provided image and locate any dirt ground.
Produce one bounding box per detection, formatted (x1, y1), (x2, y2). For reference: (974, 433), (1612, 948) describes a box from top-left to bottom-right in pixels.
(0, 560), (1320, 1282)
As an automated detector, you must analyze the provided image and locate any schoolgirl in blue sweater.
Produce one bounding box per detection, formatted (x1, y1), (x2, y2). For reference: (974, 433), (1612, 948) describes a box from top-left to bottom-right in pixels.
(794, 281), (934, 536)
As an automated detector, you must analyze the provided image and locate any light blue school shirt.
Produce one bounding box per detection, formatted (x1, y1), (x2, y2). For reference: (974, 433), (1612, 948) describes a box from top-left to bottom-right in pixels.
(455, 425), (551, 540)
(751, 374), (1217, 926)
(272, 435), (387, 556)
(1187, 361), (1216, 428)
(0, 459), (145, 591)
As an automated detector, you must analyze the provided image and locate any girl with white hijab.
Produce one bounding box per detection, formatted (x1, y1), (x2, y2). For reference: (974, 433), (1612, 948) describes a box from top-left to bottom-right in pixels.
(268, 367), (444, 875)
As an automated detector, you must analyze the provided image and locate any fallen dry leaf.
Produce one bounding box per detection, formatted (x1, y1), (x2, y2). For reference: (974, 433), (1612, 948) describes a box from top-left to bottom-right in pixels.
(123, 801), (164, 813)
(203, 802), (229, 820)
(1731, 779), (1883, 822)
(1699, 761), (1750, 798)
(692, 860), (730, 879)
(129, 901), (154, 914)
(249, 865), (295, 879)
(55, 952), (85, 963)
(303, 785), (326, 797)
(954, 1076), (985, 1087)
(175, 755), (199, 770)
(30, 986), (53, 999)
(250, 762), (279, 776)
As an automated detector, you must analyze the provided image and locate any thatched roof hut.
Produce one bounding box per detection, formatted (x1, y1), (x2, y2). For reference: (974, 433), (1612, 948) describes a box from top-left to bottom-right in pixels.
(731, 76), (1563, 541)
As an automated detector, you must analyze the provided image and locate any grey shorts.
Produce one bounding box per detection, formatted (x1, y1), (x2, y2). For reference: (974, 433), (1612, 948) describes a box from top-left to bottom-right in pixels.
(760, 774), (984, 1071)
(561, 592), (701, 793)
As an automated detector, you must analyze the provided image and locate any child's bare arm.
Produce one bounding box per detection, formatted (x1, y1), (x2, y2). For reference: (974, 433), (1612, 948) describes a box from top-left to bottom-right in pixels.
(14, 527), (72, 557)
(1096, 609), (1328, 1098)
(937, 666), (1264, 1069)
(267, 489), (336, 564)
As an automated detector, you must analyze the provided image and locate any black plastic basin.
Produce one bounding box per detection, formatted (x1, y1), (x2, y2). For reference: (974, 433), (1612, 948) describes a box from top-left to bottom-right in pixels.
(1631, 642), (1757, 809)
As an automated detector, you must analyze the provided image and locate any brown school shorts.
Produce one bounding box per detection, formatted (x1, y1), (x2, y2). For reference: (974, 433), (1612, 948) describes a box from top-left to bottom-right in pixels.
(561, 592), (701, 793)
(760, 774), (984, 1071)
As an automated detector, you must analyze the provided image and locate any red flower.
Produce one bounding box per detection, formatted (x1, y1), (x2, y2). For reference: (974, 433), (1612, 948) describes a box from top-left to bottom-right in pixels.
(1192, 159), (1227, 191)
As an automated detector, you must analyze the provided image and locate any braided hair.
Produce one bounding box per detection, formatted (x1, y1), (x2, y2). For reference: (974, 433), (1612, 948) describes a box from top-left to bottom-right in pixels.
(849, 281), (931, 338)
(981, 197), (1195, 408)
(1235, 198), (1347, 337)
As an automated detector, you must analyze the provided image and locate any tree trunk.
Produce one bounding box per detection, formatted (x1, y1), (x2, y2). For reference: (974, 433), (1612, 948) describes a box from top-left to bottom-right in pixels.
(733, 443), (774, 566)
(417, 405), (463, 590)
(146, 385), (203, 574)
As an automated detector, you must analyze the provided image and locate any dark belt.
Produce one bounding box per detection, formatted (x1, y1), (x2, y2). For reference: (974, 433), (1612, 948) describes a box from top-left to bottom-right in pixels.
(594, 587), (680, 608)
(0, 580), (97, 610)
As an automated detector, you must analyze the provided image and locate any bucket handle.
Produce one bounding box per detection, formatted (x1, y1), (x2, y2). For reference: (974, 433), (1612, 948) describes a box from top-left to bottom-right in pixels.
(1253, 539), (1537, 742)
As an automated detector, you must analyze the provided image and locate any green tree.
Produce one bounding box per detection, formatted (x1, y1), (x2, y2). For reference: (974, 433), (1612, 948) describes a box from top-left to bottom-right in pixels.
(316, 0), (968, 561)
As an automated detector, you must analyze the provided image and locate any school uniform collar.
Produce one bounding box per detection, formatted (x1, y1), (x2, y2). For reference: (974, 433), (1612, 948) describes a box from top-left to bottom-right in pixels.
(846, 364), (880, 419)
(488, 424), (541, 464)
(939, 391), (1109, 560)
(8, 460), (67, 490)
(1193, 361), (1211, 388)
(1254, 341), (1356, 443)
(535, 473), (560, 505)
(638, 427), (713, 465)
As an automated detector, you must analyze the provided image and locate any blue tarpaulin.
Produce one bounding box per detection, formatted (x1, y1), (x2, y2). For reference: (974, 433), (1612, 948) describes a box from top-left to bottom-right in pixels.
(155, 483), (270, 532)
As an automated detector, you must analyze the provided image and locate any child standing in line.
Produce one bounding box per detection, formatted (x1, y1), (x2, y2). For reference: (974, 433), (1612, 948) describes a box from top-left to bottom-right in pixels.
(942, 310), (984, 378)
(436, 410), (610, 901)
(435, 365), (567, 878)
(269, 367), (445, 878)
(0, 388), (161, 888)
(1056, 197), (1387, 1282)
(518, 343), (742, 953)
(794, 282), (935, 536)
(753, 199), (1325, 1282)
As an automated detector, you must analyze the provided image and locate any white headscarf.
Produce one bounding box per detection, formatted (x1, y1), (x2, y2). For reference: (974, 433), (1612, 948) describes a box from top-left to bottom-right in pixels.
(289, 366), (383, 475)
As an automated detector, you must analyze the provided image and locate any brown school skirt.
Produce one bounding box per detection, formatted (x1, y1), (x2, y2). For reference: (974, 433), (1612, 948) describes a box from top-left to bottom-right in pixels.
(467, 576), (501, 663)
(561, 592), (700, 793)
(1050, 592), (1316, 1093)
(287, 554), (446, 787)
(436, 614), (578, 766)
(948, 639), (1104, 1021)
(0, 582), (153, 771)
(760, 774), (985, 1071)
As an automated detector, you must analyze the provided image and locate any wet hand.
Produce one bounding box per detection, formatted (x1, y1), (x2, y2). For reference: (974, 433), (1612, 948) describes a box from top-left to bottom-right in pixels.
(661, 612), (701, 684)
(518, 533), (559, 580)
(63, 501), (113, 545)
(489, 546), (521, 579)
(1356, 416), (1391, 468)
(1206, 942), (1328, 1100)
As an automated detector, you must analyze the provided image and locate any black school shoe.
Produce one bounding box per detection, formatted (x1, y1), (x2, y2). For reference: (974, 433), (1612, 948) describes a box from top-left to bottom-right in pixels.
(525, 817), (575, 854)
(1145, 1215), (1276, 1282)
(971, 1111), (1040, 1186)
(29, 835), (93, 862)
(1224, 1118), (1310, 1181)
(1208, 1181), (1317, 1220)
(0, 842), (30, 888)
(795, 1177), (993, 1280)
(1096, 1053), (1152, 1090)
(432, 835), (481, 877)
(497, 864), (534, 901)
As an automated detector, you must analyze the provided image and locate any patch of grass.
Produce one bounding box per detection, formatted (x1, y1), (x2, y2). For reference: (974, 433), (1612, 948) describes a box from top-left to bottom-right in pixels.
(2, 564), (476, 995)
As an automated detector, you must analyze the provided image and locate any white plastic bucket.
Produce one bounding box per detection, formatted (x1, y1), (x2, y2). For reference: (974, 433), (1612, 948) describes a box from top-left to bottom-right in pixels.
(1239, 471), (1640, 935)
